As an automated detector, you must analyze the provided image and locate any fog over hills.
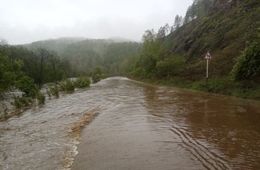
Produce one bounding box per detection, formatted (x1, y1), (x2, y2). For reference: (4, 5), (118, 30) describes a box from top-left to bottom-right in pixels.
(0, 0), (193, 44)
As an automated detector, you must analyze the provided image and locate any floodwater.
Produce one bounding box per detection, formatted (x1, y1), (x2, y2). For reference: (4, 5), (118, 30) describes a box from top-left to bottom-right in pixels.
(1, 77), (260, 170)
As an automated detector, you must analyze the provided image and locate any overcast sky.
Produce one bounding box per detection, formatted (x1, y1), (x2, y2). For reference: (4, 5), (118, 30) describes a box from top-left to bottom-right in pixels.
(0, 0), (193, 44)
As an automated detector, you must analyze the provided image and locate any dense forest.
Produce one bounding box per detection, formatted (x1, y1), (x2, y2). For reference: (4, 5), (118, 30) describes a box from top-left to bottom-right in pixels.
(0, 44), (74, 119)
(0, 46), (68, 96)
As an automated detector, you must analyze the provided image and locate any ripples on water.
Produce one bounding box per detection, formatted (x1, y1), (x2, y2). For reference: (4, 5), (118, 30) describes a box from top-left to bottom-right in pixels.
(1, 77), (260, 170)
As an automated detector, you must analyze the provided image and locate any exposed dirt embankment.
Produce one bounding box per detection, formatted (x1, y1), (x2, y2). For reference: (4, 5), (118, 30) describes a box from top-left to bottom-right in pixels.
(63, 109), (100, 169)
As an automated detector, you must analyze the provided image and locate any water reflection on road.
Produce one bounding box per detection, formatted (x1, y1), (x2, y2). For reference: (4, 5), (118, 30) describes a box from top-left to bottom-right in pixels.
(1, 77), (260, 170)
(73, 78), (260, 170)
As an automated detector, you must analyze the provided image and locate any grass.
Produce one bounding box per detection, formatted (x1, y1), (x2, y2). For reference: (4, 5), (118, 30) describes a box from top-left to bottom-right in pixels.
(133, 76), (260, 100)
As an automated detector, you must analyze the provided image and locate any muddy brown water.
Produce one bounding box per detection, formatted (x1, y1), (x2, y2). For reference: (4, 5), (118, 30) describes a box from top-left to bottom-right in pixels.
(1, 77), (260, 170)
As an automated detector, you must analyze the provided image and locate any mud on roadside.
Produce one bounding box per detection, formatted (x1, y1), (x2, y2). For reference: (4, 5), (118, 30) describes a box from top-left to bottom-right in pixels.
(63, 109), (100, 169)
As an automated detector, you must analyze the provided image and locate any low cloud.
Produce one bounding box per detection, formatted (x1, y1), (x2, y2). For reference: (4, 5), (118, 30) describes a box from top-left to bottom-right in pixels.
(0, 0), (193, 44)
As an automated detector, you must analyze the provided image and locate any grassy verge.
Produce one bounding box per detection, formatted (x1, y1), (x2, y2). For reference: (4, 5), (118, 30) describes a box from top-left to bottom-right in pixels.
(131, 76), (260, 100)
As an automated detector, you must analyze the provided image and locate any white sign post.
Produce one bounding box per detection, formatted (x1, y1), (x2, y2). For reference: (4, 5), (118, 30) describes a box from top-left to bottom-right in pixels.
(205, 51), (212, 80)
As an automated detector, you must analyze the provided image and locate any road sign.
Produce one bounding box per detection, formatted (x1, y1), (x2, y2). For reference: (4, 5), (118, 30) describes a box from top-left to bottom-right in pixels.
(205, 51), (212, 60)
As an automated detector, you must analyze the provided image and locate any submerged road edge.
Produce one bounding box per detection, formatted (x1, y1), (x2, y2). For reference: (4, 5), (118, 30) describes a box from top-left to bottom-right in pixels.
(63, 108), (100, 170)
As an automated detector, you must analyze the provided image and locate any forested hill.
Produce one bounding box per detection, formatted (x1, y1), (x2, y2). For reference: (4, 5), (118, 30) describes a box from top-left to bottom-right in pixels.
(132, 0), (260, 99)
(24, 37), (86, 55)
(24, 38), (141, 75)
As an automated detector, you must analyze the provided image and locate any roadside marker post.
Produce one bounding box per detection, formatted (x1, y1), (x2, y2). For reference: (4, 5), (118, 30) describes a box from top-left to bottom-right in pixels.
(205, 51), (212, 82)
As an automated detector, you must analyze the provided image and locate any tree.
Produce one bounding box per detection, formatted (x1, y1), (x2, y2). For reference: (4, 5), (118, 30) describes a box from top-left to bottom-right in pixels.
(173, 15), (183, 31)
(156, 55), (185, 77)
(0, 52), (26, 92)
(92, 67), (103, 83)
(15, 75), (37, 97)
(184, 0), (214, 24)
(184, 5), (196, 24)
(231, 42), (260, 81)
(157, 24), (170, 39)
(37, 49), (49, 87)
(142, 29), (156, 42)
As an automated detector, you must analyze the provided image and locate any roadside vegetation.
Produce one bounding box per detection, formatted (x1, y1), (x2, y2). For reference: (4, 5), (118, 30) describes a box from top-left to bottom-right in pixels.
(0, 44), (103, 120)
(0, 75), (94, 121)
(128, 0), (260, 100)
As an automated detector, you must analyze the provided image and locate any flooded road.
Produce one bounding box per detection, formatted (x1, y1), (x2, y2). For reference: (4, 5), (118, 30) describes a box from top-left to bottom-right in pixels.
(1, 77), (260, 170)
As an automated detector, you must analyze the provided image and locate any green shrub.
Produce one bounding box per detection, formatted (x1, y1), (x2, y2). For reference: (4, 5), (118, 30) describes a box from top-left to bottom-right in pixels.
(231, 42), (260, 81)
(36, 92), (45, 105)
(12, 96), (32, 109)
(92, 67), (103, 83)
(15, 76), (38, 97)
(59, 82), (66, 91)
(49, 85), (59, 98)
(206, 79), (233, 93)
(92, 74), (101, 83)
(0, 54), (23, 93)
(12, 97), (22, 109)
(59, 79), (75, 92)
(191, 78), (235, 94)
(74, 77), (90, 88)
(156, 55), (185, 77)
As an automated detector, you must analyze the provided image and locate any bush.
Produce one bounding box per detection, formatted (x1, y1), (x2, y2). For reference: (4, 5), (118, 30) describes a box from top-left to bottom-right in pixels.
(74, 77), (90, 88)
(49, 85), (59, 98)
(12, 97), (22, 109)
(191, 78), (235, 94)
(0, 54), (23, 93)
(156, 55), (185, 77)
(36, 92), (45, 105)
(15, 76), (38, 97)
(12, 96), (32, 109)
(92, 74), (101, 83)
(92, 67), (103, 83)
(59, 79), (75, 92)
(231, 42), (260, 81)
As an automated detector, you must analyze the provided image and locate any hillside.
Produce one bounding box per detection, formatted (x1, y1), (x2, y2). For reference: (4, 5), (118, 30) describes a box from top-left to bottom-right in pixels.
(167, 0), (259, 78)
(24, 38), (141, 75)
(131, 0), (260, 99)
(24, 37), (86, 54)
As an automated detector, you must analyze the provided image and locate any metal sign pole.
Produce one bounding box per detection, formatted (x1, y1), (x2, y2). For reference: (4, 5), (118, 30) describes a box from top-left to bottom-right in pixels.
(206, 59), (209, 79)
(205, 51), (211, 82)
